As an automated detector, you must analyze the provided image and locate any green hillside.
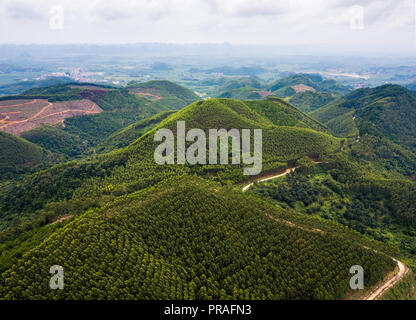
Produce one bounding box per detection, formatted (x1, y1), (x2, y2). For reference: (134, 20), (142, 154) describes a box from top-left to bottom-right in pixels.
(268, 74), (350, 97)
(311, 85), (416, 146)
(249, 154), (416, 261)
(0, 92), (413, 301)
(215, 77), (264, 99)
(21, 124), (88, 157)
(220, 76), (263, 91)
(324, 110), (359, 138)
(0, 131), (44, 176)
(97, 111), (176, 153)
(0, 77), (73, 96)
(310, 84), (416, 176)
(126, 80), (200, 109)
(288, 91), (337, 113)
(0, 80), (200, 149)
(0, 176), (395, 299)
(122, 98), (339, 171)
(245, 97), (329, 133)
(309, 98), (351, 124)
(217, 87), (262, 100)
(0, 98), (341, 238)
(63, 80), (199, 145)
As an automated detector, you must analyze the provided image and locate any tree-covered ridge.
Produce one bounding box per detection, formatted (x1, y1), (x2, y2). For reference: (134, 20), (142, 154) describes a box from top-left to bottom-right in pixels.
(217, 87), (263, 100)
(268, 74), (351, 97)
(21, 124), (88, 157)
(220, 76), (264, 91)
(311, 84), (416, 149)
(121, 98), (340, 173)
(309, 84), (416, 176)
(0, 89), (413, 300)
(0, 80), (200, 150)
(96, 111), (176, 153)
(0, 131), (45, 176)
(249, 157), (416, 257)
(0, 98), (342, 242)
(127, 80), (200, 108)
(0, 176), (395, 300)
(0, 77), (73, 96)
(288, 91), (337, 113)
(215, 76), (265, 100)
(245, 97), (329, 133)
(214, 74), (348, 103)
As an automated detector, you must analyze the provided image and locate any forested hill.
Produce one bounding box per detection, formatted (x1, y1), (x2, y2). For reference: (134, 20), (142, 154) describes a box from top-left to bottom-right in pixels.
(0, 93), (412, 300)
(0, 131), (45, 176)
(0, 175), (395, 299)
(268, 73), (351, 97)
(311, 84), (416, 147)
(215, 74), (348, 101)
(288, 91), (337, 113)
(0, 97), (340, 240)
(310, 84), (416, 176)
(96, 111), (176, 153)
(245, 97), (329, 133)
(126, 80), (200, 108)
(123, 98), (340, 171)
(0, 80), (200, 156)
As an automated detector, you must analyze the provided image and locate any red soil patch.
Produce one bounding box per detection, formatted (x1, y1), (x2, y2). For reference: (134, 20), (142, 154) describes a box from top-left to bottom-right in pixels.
(128, 87), (162, 100)
(50, 214), (73, 225)
(291, 84), (316, 93)
(130, 92), (162, 100)
(253, 90), (274, 99)
(0, 98), (102, 135)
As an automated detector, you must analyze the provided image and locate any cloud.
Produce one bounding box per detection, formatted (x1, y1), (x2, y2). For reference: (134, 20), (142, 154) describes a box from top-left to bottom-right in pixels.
(0, 0), (414, 53)
(88, 0), (173, 21)
(206, 0), (290, 18)
(4, 1), (44, 21)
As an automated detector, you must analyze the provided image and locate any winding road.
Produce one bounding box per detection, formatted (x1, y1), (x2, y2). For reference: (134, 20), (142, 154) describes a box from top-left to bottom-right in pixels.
(242, 165), (408, 300)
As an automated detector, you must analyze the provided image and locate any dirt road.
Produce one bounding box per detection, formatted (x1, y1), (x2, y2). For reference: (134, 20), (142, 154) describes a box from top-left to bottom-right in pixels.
(242, 165), (408, 300)
(362, 258), (408, 300)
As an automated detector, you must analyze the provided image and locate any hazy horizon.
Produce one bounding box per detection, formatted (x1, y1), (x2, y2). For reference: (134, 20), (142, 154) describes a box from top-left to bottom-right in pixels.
(1, 0), (416, 55)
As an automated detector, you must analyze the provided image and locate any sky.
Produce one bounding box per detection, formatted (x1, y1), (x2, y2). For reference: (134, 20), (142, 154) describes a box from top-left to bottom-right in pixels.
(0, 0), (415, 53)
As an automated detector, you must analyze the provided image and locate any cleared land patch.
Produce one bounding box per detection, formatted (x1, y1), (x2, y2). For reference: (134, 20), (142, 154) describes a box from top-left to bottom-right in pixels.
(0, 99), (102, 135)
(128, 87), (162, 100)
(253, 90), (274, 99)
(291, 84), (316, 93)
